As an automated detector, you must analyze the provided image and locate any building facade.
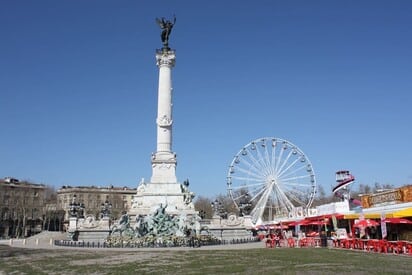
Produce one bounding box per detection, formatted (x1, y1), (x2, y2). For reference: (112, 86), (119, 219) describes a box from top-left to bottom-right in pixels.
(57, 185), (137, 222)
(0, 178), (46, 238)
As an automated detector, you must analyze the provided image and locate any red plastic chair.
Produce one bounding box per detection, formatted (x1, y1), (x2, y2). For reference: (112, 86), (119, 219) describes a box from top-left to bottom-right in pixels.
(287, 238), (295, 248)
(379, 240), (388, 253)
(345, 239), (351, 249)
(358, 239), (365, 250)
(305, 237), (314, 247)
(396, 241), (405, 254)
(388, 242), (397, 253)
(265, 238), (275, 248)
(366, 240), (374, 252)
(349, 239), (355, 249)
(405, 243), (412, 255)
(298, 238), (307, 247)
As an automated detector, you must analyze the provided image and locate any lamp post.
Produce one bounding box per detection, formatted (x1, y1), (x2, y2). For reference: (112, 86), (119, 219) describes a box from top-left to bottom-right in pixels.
(211, 199), (227, 219)
(211, 199), (221, 217)
(100, 200), (112, 218)
(239, 193), (252, 217)
(68, 195), (85, 219)
(67, 195), (85, 241)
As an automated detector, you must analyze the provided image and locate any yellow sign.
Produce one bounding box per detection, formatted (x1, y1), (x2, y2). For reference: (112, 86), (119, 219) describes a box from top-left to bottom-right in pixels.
(361, 185), (412, 208)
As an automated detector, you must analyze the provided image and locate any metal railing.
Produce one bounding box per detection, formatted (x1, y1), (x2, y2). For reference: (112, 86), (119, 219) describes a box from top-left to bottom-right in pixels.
(54, 237), (260, 249)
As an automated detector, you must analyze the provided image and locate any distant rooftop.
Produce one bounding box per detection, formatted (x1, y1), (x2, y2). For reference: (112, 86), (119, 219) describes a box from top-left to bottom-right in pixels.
(58, 185), (136, 192)
(1, 177), (45, 188)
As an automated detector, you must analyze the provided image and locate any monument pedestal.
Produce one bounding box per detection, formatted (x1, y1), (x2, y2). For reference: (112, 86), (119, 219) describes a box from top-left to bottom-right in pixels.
(99, 217), (110, 229)
(206, 214), (254, 241)
(68, 217), (77, 232)
(129, 181), (196, 219)
(72, 216), (112, 241)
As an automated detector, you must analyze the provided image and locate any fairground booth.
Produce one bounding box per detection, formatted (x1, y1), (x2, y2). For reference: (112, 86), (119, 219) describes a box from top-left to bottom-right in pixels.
(272, 185), (412, 254)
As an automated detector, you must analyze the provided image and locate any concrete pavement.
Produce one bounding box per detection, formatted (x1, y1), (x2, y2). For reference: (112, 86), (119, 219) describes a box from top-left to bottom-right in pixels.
(0, 231), (266, 251)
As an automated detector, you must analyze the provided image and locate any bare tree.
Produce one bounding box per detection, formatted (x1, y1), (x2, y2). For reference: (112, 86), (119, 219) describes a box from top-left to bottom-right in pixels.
(194, 194), (238, 219)
(312, 185), (334, 206)
(194, 196), (213, 219)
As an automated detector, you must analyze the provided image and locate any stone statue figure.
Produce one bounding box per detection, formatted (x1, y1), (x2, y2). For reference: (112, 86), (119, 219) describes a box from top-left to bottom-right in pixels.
(156, 15), (176, 48)
(110, 211), (132, 236)
(119, 212), (129, 226)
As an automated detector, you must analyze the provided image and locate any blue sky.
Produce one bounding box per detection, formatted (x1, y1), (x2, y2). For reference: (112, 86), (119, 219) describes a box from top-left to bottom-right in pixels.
(1, 0), (411, 198)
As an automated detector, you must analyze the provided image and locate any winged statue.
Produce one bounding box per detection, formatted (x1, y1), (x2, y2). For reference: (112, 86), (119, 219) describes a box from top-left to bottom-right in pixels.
(156, 15), (176, 48)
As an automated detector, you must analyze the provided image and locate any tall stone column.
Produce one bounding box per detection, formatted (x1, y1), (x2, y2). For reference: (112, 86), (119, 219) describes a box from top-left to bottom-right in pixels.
(151, 49), (177, 184)
(129, 18), (197, 218)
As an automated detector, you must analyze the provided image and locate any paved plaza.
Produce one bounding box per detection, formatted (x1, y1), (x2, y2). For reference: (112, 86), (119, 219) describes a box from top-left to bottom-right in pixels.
(0, 231), (265, 252)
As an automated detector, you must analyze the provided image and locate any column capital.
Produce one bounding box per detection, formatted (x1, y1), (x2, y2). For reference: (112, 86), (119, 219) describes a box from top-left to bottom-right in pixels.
(156, 49), (176, 67)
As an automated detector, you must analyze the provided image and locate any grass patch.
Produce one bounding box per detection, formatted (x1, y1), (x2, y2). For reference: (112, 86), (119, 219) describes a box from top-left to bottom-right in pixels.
(0, 245), (411, 274)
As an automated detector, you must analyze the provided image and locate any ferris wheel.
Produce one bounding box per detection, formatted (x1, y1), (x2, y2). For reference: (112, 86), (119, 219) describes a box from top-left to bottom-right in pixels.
(227, 137), (317, 225)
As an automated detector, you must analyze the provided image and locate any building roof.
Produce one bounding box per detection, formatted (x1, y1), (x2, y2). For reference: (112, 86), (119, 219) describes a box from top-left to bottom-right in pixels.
(0, 180), (45, 189)
(57, 185), (136, 193)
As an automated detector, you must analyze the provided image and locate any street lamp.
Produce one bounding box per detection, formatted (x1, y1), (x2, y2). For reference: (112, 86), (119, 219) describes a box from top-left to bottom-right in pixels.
(211, 199), (220, 216)
(68, 195), (85, 219)
(100, 200), (112, 218)
(239, 193), (252, 216)
(211, 199), (227, 219)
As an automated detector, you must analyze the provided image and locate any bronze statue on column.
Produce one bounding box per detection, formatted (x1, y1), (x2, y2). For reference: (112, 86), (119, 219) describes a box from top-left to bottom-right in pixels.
(156, 15), (176, 49)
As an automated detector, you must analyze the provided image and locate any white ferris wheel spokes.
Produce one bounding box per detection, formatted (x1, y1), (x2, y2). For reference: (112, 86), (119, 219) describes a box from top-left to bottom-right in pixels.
(227, 137), (316, 224)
